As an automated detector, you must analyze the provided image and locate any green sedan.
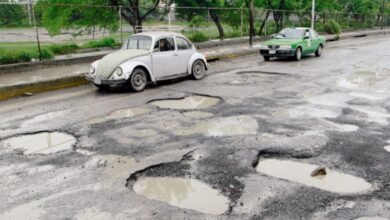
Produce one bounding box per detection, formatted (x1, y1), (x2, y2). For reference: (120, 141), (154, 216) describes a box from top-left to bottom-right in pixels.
(259, 27), (326, 61)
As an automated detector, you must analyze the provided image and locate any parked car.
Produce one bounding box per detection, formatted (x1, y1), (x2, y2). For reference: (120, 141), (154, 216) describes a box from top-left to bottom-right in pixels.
(85, 32), (208, 92)
(259, 27), (326, 61)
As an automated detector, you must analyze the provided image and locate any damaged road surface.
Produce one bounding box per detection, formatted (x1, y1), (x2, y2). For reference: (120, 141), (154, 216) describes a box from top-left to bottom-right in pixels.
(1, 36), (390, 219)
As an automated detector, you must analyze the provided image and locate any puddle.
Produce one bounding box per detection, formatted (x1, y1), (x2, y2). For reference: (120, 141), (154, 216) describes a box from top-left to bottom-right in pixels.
(322, 120), (359, 132)
(256, 159), (372, 194)
(3, 132), (76, 155)
(133, 177), (229, 214)
(183, 111), (214, 119)
(150, 95), (220, 110)
(130, 129), (159, 138)
(384, 146), (390, 153)
(272, 106), (340, 119)
(338, 68), (390, 90)
(176, 116), (258, 137)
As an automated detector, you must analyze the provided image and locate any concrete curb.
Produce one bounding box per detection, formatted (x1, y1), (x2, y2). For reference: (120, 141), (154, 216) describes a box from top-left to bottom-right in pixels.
(0, 75), (88, 101)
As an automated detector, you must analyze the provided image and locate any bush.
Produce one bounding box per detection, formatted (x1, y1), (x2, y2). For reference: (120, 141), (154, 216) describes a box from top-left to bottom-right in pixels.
(324, 20), (342, 35)
(82, 38), (118, 48)
(189, 16), (206, 29)
(187, 31), (208, 42)
(0, 48), (53, 65)
(48, 44), (79, 55)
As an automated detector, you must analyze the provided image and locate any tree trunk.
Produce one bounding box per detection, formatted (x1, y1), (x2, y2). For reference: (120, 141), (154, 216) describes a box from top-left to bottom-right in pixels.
(210, 11), (224, 40)
(258, 10), (270, 36)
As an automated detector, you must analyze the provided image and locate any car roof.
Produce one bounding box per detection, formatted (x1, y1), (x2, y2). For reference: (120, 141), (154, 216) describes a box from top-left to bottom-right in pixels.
(284, 27), (311, 30)
(131, 31), (187, 41)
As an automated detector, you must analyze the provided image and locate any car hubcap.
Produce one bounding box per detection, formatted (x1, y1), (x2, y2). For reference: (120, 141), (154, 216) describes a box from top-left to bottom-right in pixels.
(318, 47), (322, 55)
(194, 62), (204, 76)
(133, 72), (146, 88)
(297, 50), (301, 60)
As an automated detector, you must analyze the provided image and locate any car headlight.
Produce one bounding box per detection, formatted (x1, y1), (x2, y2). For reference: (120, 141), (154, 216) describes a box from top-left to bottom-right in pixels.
(90, 66), (95, 75)
(280, 45), (292, 50)
(114, 67), (123, 76)
(259, 45), (269, 50)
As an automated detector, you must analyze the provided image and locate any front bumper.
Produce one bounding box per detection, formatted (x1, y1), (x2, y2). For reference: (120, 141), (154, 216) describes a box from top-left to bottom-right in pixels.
(85, 74), (127, 87)
(260, 49), (296, 57)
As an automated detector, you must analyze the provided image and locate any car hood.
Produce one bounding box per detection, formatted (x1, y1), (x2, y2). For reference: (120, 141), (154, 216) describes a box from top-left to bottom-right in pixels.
(263, 38), (301, 46)
(96, 49), (149, 79)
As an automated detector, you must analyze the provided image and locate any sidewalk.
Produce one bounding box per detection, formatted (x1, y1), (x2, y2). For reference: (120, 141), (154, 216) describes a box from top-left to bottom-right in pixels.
(1, 28), (390, 100)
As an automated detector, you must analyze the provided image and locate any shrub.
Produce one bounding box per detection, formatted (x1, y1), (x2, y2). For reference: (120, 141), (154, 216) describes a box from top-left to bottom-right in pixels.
(189, 16), (206, 29)
(324, 20), (342, 35)
(187, 31), (208, 42)
(82, 38), (118, 48)
(0, 48), (53, 65)
(48, 44), (79, 55)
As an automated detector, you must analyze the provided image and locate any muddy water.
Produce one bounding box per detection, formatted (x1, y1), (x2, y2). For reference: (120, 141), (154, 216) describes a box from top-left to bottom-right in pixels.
(133, 177), (229, 214)
(256, 159), (372, 194)
(3, 132), (76, 155)
(183, 111), (214, 119)
(177, 116), (258, 137)
(150, 96), (220, 110)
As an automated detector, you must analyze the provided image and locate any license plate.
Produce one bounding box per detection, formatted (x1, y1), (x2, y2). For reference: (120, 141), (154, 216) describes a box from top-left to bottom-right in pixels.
(269, 50), (276, 55)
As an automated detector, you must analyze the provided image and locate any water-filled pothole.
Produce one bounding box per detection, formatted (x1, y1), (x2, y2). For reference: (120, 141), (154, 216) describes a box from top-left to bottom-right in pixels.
(176, 116), (258, 137)
(133, 177), (230, 214)
(87, 108), (151, 124)
(3, 132), (76, 155)
(149, 95), (221, 110)
(338, 69), (390, 89)
(256, 159), (372, 194)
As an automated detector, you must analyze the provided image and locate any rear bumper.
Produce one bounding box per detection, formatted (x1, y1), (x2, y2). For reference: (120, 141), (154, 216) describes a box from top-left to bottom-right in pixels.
(260, 49), (296, 57)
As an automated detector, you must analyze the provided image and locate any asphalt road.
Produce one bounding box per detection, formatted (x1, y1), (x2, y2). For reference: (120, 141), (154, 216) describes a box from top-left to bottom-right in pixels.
(1, 36), (390, 220)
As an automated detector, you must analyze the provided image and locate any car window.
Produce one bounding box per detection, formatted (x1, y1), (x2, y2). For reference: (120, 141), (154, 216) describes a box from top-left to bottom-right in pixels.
(124, 36), (152, 50)
(304, 30), (311, 38)
(153, 37), (175, 52)
(275, 29), (305, 39)
(176, 37), (192, 50)
(310, 29), (318, 38)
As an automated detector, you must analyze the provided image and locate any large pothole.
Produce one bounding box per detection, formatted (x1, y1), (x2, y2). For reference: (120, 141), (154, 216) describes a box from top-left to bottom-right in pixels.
(255, 159), (372, 194)
(149, 95), (221, 110)
(2, 132), (76, 155)
(133, 177), (230, 215)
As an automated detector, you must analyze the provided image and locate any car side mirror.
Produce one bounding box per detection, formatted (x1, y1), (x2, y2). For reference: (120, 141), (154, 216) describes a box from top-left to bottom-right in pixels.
(304, 36), (310, 40)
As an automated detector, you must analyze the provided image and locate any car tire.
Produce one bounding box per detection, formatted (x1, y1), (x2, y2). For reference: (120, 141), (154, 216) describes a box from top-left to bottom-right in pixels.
(315, 45), (323, 57)
(129, 68), (147, 92)
(263, 56), (270, 61)
(94, 84), (110, 91)
(192, 60), (206, 80)
(295, 47), (302, 61)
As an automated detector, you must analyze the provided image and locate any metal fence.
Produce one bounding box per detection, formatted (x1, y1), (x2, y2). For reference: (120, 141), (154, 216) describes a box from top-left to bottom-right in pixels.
(0, 2), (389, 61)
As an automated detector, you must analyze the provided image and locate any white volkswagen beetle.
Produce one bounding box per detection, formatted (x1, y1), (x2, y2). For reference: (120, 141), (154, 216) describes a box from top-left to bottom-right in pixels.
(85, 32), (208, 92)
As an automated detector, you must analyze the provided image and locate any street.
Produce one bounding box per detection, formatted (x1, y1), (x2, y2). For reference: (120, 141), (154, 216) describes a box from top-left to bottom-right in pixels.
(1, 35), (390, 219)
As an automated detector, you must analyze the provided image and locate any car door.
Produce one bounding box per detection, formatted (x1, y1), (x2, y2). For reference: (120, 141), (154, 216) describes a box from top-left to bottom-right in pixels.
(152, 37), (180, 78)
(310, 29), (322, 50)
(174, 37), (194, 74)
(303, 29), (314, 53)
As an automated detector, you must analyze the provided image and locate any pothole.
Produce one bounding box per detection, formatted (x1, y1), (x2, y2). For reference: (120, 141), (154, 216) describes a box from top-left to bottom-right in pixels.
(176, 116), (258, 137)
(236, 70), (288, 76)
(133, 177), (230, 215)
(337, 68), (390, 90)
(255, 159), (372, 194)
(354, 217), (389, 220)
(183, 111), (214, 119)
(3, 132), (76, 155)
(149, 95), (221, 110)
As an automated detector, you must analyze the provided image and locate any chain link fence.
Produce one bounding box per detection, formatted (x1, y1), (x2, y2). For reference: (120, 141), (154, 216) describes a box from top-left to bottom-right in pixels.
(0, 2), (389, 64)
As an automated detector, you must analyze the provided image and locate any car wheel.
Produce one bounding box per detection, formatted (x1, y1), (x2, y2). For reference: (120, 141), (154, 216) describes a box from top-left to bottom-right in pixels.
(315, 45), (323, 57)
(192, 60), (206, 80)
(295, 47), (302, 61)
(129, 68), (147, 92)
(94, 84), (110, 91)
(263, 56), (270, 61)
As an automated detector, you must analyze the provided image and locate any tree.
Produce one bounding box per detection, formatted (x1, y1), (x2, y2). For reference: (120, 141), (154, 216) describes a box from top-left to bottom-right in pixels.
(36, 0), (163, 35)
(0, 4), (27, 27)
(175, 0), (226, 40)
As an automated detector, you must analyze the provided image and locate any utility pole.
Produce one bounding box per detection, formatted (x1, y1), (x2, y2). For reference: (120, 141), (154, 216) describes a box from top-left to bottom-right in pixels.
(311, 0), (315, 29)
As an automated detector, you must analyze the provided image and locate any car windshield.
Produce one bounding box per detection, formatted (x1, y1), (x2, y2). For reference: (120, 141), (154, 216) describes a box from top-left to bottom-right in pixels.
(274, 29), (304, 39)
(122, 36), (152, 50)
